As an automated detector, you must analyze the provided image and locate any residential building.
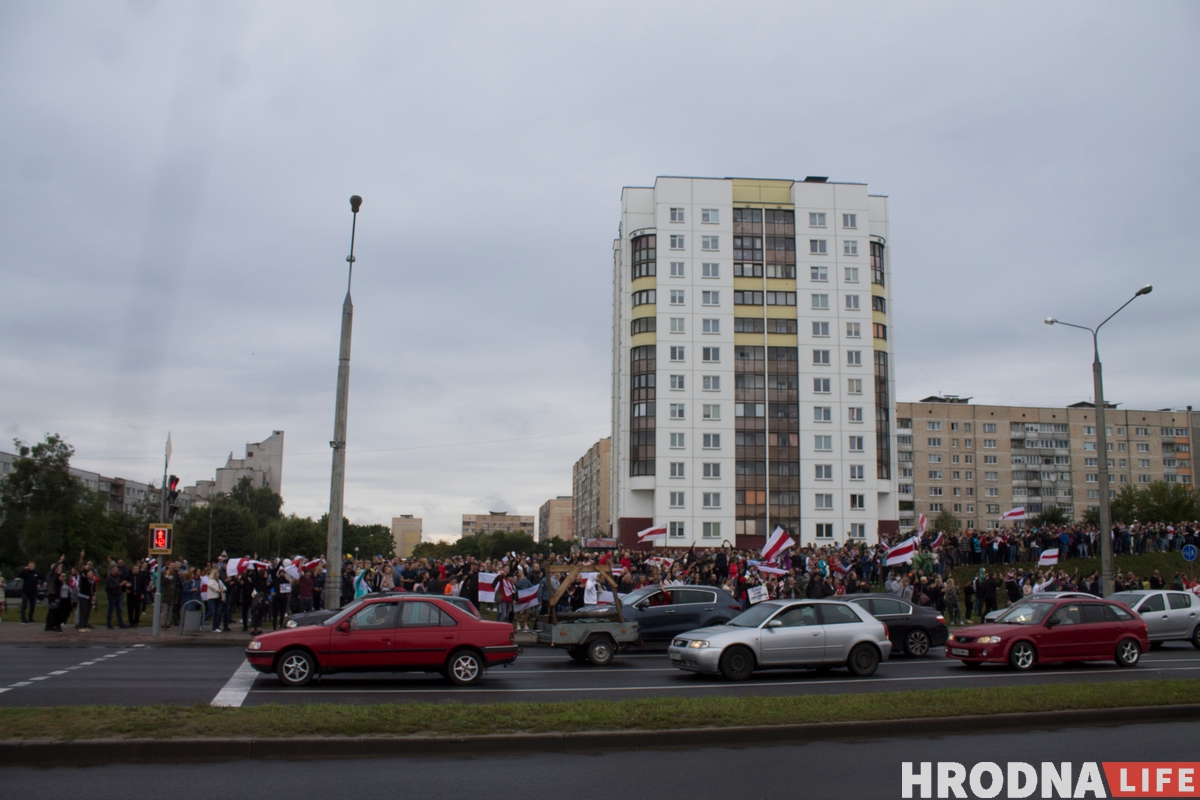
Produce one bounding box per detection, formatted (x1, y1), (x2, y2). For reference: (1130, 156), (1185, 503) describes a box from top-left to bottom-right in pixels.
(612, 176), (898, 548)
(538, 496), (574, 542)
(897, 398), (1197, 530)
(184, 431), (284, 502)
(0, 451), (168, 516)
(573, 438), (611, 538)
(391, 515), (423, 558)
(461, 511), (535, 538)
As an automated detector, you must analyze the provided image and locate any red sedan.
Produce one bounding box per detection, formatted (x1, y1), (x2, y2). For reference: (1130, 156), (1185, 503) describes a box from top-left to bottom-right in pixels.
(245, 595), (519, 686)
(945, 597), (1149, 671)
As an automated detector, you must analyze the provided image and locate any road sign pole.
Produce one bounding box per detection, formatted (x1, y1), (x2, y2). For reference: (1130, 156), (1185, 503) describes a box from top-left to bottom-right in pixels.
(152, 434), (170, 637)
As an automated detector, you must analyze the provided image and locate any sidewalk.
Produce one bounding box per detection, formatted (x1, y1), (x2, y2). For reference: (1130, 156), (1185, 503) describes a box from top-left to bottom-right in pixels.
(0, 620), (254, 647)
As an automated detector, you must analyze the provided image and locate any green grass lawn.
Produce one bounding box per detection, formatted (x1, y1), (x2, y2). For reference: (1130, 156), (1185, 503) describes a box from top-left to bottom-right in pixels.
(0, 679), (1195, 740)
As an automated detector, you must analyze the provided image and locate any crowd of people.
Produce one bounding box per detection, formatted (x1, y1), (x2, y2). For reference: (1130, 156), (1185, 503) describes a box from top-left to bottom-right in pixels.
(4, 521), (1197, 632)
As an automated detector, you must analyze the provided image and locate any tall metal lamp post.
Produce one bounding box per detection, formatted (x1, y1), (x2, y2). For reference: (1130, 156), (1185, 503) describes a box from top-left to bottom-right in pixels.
(1045, 284), (1152, 597)
(325, 195), (362, 611)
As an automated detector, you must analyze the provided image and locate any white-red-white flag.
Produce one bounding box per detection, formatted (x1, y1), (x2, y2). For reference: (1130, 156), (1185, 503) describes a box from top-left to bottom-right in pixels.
(929, 530), (944, 550)
(755, 564), (788, 576)
(1038, 548), (1060, 566)
(514, 584), (540, 612)
(761, 526), (796, 562)
(637, 524), (668, 543)
(885, 537), (919, 566)
(1001, 506), (1026, 521)
(917, 513), (928, 535)
(478, 572), (498, 603)
(831, 560), (848, 578)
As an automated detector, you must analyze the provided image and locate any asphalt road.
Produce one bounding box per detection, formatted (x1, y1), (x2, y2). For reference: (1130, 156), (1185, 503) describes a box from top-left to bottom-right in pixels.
(3, 720), (1196, 799)
(1, 641), (1198, 707)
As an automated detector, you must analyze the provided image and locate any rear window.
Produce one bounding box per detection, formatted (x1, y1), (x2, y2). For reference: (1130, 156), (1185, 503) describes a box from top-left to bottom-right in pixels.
(1168, 593), (1193, 610)
(872, 598), (908, 615)
(673, 589), (717, 605)
(400, 601), (456, 627)
(820, 603), (864, 625)
(1080, 604), (1107, 624)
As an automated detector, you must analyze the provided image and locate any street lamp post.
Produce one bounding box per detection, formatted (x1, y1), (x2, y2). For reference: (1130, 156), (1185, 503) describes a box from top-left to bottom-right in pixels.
(325, 195), (362, 612)
(1045, 285), (1152, 597)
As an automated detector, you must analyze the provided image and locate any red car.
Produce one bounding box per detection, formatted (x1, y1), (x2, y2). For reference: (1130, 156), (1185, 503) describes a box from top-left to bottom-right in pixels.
(245, 595), (519, 686)
(945, 597), (1149, 671)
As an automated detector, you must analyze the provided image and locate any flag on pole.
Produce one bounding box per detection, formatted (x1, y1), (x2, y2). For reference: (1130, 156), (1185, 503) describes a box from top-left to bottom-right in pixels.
(478, 572), (498, 603)
(1038, 548), (1060, 566)
(917, 513), (928, 535)
(754, 564), (789, 576)
(885, 536), (919, 566)
(514, 584), (540, 612)
(165, 432), (172, 467)
(929, 530), (944, 550)
(1001, 506), (1027, 521)
(646, 556), (674, 569)
(637, 524), (668, 543)
(762, 526), (796, 562)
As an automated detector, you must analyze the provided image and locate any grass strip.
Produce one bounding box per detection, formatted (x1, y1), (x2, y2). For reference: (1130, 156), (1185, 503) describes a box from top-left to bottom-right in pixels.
(0, 679), (1196, 741)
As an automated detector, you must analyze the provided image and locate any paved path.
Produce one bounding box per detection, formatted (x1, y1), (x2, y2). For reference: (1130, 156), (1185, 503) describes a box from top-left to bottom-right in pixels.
(2, 720), (1195, 799)
(1, 641), (1197, 707)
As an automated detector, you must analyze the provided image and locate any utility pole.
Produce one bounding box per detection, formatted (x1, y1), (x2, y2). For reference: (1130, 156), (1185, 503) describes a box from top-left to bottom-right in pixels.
(152, 433), (171, 637)
(325, 195), (362, 611)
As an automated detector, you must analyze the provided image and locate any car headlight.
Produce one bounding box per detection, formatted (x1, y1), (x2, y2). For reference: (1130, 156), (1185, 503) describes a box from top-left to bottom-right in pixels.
(285, 619), (297, 628)
(687, 640), (710, 649)
(248, 641), (262, 650)
(672, 639), (687, 647)
(975, 636), (1002, 644)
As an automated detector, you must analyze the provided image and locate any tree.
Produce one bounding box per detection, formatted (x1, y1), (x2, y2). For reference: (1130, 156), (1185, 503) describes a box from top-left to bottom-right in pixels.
(1109, 485), (1139, 526)
(930, 509), (960, 535)
(1031, 506), (1069, 528)
(1082, 506), (1101, 527)
(1134, 481), (1200, 524)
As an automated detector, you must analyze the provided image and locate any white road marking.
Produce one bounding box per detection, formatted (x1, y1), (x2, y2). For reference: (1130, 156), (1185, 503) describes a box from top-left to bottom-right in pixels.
(29, 676), (49, 681)
(49, 670), (67, 675)
(0, 688), (9, 694)
(79, 661), (96, 666)
(9, 682), (31, 687)
(211, 662), (260, 708)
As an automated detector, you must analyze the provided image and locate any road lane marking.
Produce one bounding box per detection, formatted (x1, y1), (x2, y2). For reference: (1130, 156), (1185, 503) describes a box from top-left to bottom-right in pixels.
(0, 688), (8, 694)
(29, 676), (49, 681)
(9, 682), (31, 687)
(49, 670), (67, 675)
(211, 662), (260, 708)
(79, 662), (96, 666)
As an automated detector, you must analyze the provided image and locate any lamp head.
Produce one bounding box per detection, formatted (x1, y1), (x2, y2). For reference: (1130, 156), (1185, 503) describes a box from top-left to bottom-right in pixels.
(349, 195), (362, 213)
(1136, 284), (1152, 296)
(1044, 317), (1056, 325)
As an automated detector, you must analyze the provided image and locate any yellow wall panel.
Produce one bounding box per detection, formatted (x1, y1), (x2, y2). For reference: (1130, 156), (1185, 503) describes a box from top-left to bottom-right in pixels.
(631, 276), (657, 293)
(631, 332), (657, 348)
(631, 304), (656, 320)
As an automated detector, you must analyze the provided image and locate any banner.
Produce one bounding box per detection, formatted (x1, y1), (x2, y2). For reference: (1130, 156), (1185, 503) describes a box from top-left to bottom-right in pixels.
(1002, 506), (1027, 521)
(514, 584), (540, 612)
(755, 564), (789, 576)
(886, 536), (919, 566)
(478, 572), (498, 603)
(747, 585), (768, 605)
(637, 524), (668, 543)
(1038, 548), (1060, 566)
(583, 537), (618, 549)
(762, 526), (796, 562)
(645, 556), (674, 569)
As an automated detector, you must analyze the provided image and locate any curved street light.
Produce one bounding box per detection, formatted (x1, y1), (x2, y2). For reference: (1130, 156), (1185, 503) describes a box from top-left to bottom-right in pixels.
(1045, 285), (1152, 597)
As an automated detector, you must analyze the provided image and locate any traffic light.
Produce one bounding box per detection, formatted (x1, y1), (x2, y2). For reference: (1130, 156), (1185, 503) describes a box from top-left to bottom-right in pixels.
(166, 475), (180, 520)
(148, 523), (173, 555)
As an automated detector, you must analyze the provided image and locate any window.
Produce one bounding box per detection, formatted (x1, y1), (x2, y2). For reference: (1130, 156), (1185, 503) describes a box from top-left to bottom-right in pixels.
(809, 239), (827, 254)
(669, 235), (684, 249)
(847, 350), (862, 366)
(815, 464), (833, 480)
(811, 293), (829, 309)
(813, 377), (831, 394)
(701, 462), (721, 479)
(701, 290), (719, 306)
(809, 212), (826, 227)
(984, 439), (997, 449)
(872, 323), (888, 340)
(848, 407), (863, 422)
(850, 494), (865, 509)
(669, 261), (685, 277)
(630, 317), (656, 335)
(929, 453), (943, 462)
(846, 322), (861, 338)
(702, 318), (719, 334)
(813, 349), (830, 365)
(703, 433), (720, 449)
(815, 435), (833, 451)
(871, 295), (886, 313)
(669, 289), (684, 305)
(814, 406), (832, 422)
(670, 374), (685, 390)
(985, 471), (998, 481)
(1137, 443), (1150, 453)
(734, 290), (762, 305)
(701, 208), (718, 224)
(983, 423), (996, 433)
(812, 321), (830, 337)
(844, 266), (859, 283)
(632, 289), (655, 306)
(811, 265), (828, 281)
(929, 503), (944, 512)
(844, 240), (858, 256)
(701, 235), (719, 251)
(849, 464), (864, 481)
(1138, 459), (1151, 468)
(702, 346), (720, 362)
(670, 432), (685, 449)
(985, 487), (999, 497)
(843, 213), (857, 229)
(669, 521), (685, 538)
(848, 436), (864, 452)
(929, 470), (942, 479)
(669, 462), (685, 478)
(670, 207), (685, 222)
(848, 378), (862, 394)
(702, 404), (720, 420)
(929, 487), (943, 497)
(927, 421), (942, 431)
(1139, 474), (1152, 484)
(1136, 427), (1149, 436)
(815, 523), (833, 539)
(670, 403), (685, 419)
(815, 493), (834, 509)
(702, 492), (721, 509)
(670, 317), (685, 333)
(702, 375), (720, 391)
(928, 437), (942, 447)
(848, 523), (866, 539)
(701, 262), (718, 278)
(736, 403), (764, 417)
(669, 492), (684, 508)
(702, 521), (720, 538)
(670, 346), (685, 361)
(766, 291), (796, 305)
(845, 294), (860, 310)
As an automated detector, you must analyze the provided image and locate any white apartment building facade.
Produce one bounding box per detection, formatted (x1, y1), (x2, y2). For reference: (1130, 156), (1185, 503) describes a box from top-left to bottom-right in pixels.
(612, 176), (899, 549)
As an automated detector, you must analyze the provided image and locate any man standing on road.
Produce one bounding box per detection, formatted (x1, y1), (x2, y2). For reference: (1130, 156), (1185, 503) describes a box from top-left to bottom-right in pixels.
(17, 562), (42, 624)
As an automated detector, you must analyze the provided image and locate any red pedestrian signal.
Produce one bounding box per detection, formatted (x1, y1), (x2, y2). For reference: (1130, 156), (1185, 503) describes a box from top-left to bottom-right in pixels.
(148, 523), (173, 555)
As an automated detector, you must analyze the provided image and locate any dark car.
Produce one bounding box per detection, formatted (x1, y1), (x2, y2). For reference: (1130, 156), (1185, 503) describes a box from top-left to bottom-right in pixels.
(841, 594), (950, 657)
(945, 597), (1150, 670)
(246, 595), (518, 687)
(4, 578), (47, 601)
(284, 594), (481, 628)
(580, 585), (744, 643)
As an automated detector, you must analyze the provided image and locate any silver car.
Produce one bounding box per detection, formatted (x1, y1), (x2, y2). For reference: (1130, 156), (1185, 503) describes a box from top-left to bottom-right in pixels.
(1109, 590), (1200, 648)
(667, 599), (892, 680)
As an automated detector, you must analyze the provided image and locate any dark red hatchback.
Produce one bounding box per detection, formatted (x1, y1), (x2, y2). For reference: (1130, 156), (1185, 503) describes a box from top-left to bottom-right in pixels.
(246, 595), (519, 686)
(945, 597), (1149, 671)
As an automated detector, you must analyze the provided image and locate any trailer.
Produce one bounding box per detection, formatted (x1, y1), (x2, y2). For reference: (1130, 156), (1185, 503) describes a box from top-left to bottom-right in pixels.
(535, 564), (639, 665)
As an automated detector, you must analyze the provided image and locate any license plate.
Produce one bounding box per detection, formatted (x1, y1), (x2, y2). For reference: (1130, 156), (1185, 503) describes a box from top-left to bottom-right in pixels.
(951, 648), (970, 656)
(669, 653), (682, 661)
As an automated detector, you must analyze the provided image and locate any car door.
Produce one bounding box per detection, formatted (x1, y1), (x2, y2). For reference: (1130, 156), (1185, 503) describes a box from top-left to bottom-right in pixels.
(1134, 593), (1169, 640)
(665, 588), (715, 634)
(869, 597), (912, 647)
(394, 600), (459, 668)
(1043, 603), (1087, 660)
(326, 601), (399, 670)
(818, 602), (868, 663)
(1079, 603), (1118, 658)
(634, 588), (675, 641)
(1165, 593), (1197, 638)
(759, 603), (824, 665)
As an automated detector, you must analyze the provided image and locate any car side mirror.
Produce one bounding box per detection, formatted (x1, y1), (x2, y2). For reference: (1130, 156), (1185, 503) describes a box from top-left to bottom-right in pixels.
(766, 619), (783, 628)
(1046, 617), (1060, 628)
(634, 601), (648, 611)
(337, 621), (351, 632)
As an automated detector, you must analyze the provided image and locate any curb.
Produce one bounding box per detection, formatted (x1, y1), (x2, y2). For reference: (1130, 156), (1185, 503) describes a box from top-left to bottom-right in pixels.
(2, 704), (1197, 767)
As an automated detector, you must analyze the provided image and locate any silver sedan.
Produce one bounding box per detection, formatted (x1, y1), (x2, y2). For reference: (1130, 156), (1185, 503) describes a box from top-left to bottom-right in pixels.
(668, 599), (893, 680)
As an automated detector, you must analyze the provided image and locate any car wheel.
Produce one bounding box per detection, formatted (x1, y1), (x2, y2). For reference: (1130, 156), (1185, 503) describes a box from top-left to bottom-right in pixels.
(719, 645), (755, 681)
(846, 643), (879, 677)
(1192, 625), (1200, 651)
(1115, 638), (1141, 668)
(276, 649), (315, 687)
(1008, 641), (1037, 671)
(586, 636), (615, 666)
(904, 629), (931, 658)
(447, 650), (484, 686)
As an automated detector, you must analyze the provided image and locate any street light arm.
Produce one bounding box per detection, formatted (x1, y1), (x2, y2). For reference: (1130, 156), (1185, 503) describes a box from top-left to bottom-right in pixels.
(1095, 292), (1142, 336)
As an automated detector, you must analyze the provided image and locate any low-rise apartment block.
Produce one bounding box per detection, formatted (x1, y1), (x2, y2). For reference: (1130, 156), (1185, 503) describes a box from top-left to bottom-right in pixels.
(461, 511), (535, 538)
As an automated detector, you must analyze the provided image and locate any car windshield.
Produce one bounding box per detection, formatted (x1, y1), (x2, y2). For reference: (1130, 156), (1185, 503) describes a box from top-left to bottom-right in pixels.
(995, 601), (1055, 625)
(726, 603), (779, 628)
(322, 599), (368, 626)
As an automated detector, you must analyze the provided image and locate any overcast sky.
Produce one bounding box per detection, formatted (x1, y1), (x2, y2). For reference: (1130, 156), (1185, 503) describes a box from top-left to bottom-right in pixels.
(1, 1), (1197, 541)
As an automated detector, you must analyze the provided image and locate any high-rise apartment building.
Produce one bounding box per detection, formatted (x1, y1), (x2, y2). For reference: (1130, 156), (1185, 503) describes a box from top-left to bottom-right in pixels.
(897, 398), (1197, 531)
(573, 438), (611, 538)
(184, 431), (285, 503)
(538, 496), (574, 542)
(391, 515), (423, 557)
(612, 177), (898, 549)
